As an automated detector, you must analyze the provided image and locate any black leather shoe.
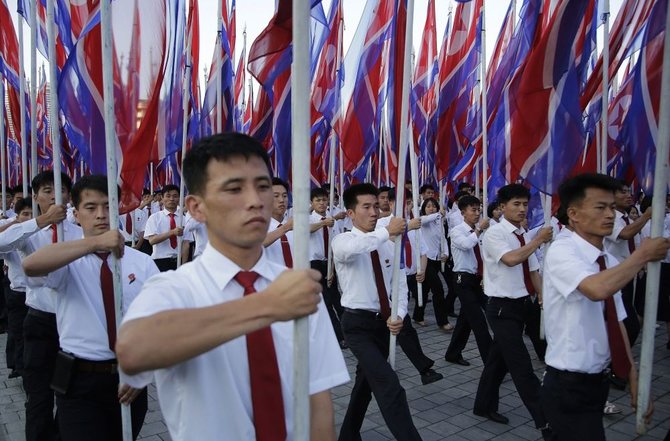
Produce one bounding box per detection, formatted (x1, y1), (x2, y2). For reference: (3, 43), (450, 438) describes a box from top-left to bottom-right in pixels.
(541, 426), (555, 440)
(473, 410), (509, 424)
(444, 356), (470, 366)
(420, 368), (444, 385)
(8, 370), (21, 379)
(448, 312), (459, 318)
(338, 340), (349, 350)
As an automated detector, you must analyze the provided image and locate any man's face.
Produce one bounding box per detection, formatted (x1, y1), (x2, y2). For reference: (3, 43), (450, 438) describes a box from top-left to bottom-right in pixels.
(33, 183), (70, 214)
(162, 190), (179, 211)
(424, 200), (438, 214)
(461, 205), (481, 226)
(378, 191), (390, 212)
(74, 190), (110, 237)
(492, 206), (502, 220)
(142, 193), (152, 204)
(186, 156), (273, 251)
(17, 208), (33, 223)
(13, 193), (23, 205)
(348, 194), (379, 233)
(614, 186), (633, 210)
(272, 184), (288, 219)
(422, 189), (435, 200)
(311, 195), (328, 215)
(568, 188), (616, 238)
(153, 193), (162, 203)
(4, 194), (12, 207)
(500, 197), (529, 227)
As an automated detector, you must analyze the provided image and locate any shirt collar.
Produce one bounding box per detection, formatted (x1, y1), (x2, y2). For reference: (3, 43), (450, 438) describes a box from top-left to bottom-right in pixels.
(500, 216), (525, 235)
(570, 232), (604, 264)
(199, 243), (275, 292)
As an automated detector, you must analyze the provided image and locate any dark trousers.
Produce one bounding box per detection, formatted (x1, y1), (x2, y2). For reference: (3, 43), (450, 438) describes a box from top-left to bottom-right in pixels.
(474, 297), (546, 429)
(413, 259), (448, 326)
(310, 260), (344, 342)
(0, 266), (8, 331)
(153, 257), (177, 272)
(524, 296), (546, 362)
(441, 263), (458, 315)
(397, 313), (433, 374)
(23, 308), (60, 441)
(445, 273), (492, 362)
(339, 311), (422, 441)
(621, 280), (640, 345)
(57, 369), (147, 441)
(541, 367), (609, 441)
(5, 289), (28, 372)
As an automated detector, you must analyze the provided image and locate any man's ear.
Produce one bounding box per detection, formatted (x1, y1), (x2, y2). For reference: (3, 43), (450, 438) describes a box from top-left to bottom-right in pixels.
(185, 195), (206, 223)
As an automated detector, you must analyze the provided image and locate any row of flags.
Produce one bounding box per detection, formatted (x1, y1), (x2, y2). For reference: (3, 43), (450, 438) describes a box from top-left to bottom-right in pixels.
(0, 0), (667, 216)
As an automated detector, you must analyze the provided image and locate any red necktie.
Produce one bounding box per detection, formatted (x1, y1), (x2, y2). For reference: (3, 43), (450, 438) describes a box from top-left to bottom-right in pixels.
(51, 224), (57, 243)
(470, 230), (483, 276)
(126, 213), (133, 234)
(597, 256), (632, 379)
(403, 234), (412, 269)
(622, 215), (636, 255)
(168, 213), (177, 249)
(513, 232), (535, 296)
(277, 224), (293, 268)
(234, 271), (287, 441)
(370, 250), (391, 319)
(321, 217), (329, 257)
(95, 252), (117, 352)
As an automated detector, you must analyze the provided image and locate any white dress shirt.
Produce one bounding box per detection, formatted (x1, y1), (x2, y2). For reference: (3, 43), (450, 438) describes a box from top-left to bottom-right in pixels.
(420, 212), (448, 260)
(447, 209), (464, 230)
(120, 245), (349, 441)
(183, 214), (208, 259)
(450, 222), (480, 274)
(308, 211), (331, 261)
(35, 247), (159, 360)
(604, 210), (633, 264)
(333, 226), (409, 318)
(265, 217), (294, 267)
(640, 220), (670, 262)
(543, 232), (627, 373)
(0, 218), (83, 312)
(120, 209), (148, 242)
(144, 209), (185, 259)
(0, 250), (28, 291)
(481, 217), (539, 299)
(375, 215), (426, 275)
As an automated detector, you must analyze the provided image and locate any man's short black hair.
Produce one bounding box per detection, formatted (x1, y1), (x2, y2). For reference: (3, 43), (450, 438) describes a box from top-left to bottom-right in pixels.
(457, 182), (474, 191)
(453, 190), (470, 202)
(161, 184), (180, 195)
(343, 183), (378, 210)
(458, 195), (481, 211)
(71, 175), (109, 209)
(388, 188), (412, 202)
(497, 183), (531, 204)
(555, 204), (569, 226)
(7, 187), (15, 196)
(557, 173), (619, 209)
(615, 179), (629, 191)
(378, 185), (392, 195)
(640, 195), (652, 213)
(13, 197), (32, 214)
(310, 187), (328, 201)
(420, 197), (440, 215)
(272, 177), (289, 193)
(142, 188), (151, 196)
(183, 133), (272, 195)
(31, 170), (73, 194)
(487, 200), (499, 218)
(419, 184), (435, 194)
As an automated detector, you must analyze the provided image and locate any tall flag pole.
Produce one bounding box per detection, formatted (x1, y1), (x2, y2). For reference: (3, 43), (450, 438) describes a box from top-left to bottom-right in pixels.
(30, 0), (37, 211)
(216, 1), (224, 133)
(17, 8), (27, 196)
(480, 2), (488, 212)
(0, 80), (5, 213)
(99, 0), (131, 437)
(600, 0), (610, 174)
(46, 0), (64, 241)
(292, 0), (311, 438)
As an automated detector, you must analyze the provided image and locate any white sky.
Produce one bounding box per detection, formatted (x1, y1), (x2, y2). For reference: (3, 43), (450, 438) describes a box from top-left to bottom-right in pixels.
(6, 0), (624, 92)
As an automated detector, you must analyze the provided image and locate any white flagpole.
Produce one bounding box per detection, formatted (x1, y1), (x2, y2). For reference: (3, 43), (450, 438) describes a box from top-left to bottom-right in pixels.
(409, 130), (423, 307)
(480, 3), (488, 211)
(99, 1), (132, 439)
(600, 0), (610, 174)
(46, 0), (64, 241)
(216, 1), (223, 133)
(389, 0), (414, 369)
(326, 133), (337, 283)
(30, 0), (37, 211)
(1, 80), (6, 214)
(18, 18), (28, 196)
(636, 0), (670, 432)
(292, 0), (311, 438)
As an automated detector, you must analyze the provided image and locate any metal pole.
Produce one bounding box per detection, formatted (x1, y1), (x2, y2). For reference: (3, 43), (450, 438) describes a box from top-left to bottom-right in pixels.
(389, 0), (414, 369)
(30, 0), (37, 210)
(292, 0), (311, 438)
(409, 130), (423, 307)
(600, 0), (610, 174)
(18, 18), (28, 196)
(177, 5), (192, 269)
(326, 134), (337, 282)
(636, 0), (670, 432)
(1, 80), (6, 214)
(150, 162), (154, 195)
(480, 3), (488, 210)
(46, 0), (63, 240)
(216, 1), (223, 133)
(99, 1), (132, 439)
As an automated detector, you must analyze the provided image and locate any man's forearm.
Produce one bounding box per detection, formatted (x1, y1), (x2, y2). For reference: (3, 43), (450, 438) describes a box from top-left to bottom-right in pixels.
(500, 238), (542, 267)
(310, 390), (336, 441)
(23, 238), (96, 276)
(147, 231), (173, 245)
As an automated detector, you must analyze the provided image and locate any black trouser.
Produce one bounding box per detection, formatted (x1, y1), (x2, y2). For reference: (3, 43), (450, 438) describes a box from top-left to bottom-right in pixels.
(621, 280), (640, 345)
(413, 259), (448, 326)
(153, 257), (178, 272)
(541, 366), (609, 441)
(339, 310), (422, 441)
(441, 262), (458, 315)
(524, 295), (546, 362)
(23, 308), (60, 441)
(445, 273), (492, 362)
(57, 366), (147, 441)
(310, 260), (344, 342)
(0, 265), (8, 331)
(397, 313), (433, 375)
(474, 296), (546, 429)
(5, 289), (28, 372)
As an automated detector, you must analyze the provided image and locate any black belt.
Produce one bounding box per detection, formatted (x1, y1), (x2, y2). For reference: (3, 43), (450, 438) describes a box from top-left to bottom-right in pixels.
(76, 358), (119, 375)
(546, 365), (609, 382)
(488, 295), (529, 303)
(343, 308), (384, 320)
(154, 256), (177, 261)
(27, 307), (56, 320)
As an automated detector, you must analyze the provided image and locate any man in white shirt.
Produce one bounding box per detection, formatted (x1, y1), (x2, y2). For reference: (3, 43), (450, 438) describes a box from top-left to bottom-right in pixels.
(116, 133), (349, 441)
(541, 173), (665, 440)
(473, 184), (553, 438)
(264, 178), (294, 267)
(143, 184), (187, 271)
(121, 207), (148, 251)
(333, 183), (423, 441)
(23, 175), (157, 441)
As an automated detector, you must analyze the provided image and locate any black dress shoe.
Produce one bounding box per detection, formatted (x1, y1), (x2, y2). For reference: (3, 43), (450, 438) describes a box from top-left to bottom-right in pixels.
(8, 370), (21, 379)
(473, 410), (509, 424)
(338, 340), (349, 350)
(447, 312), (459, 318)
(444, 356), (470, 366)
(420, 368), (444, 385)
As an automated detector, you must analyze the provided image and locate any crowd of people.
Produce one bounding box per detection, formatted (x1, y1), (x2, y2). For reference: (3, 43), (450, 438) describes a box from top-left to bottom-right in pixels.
(1, 132), (669, 441)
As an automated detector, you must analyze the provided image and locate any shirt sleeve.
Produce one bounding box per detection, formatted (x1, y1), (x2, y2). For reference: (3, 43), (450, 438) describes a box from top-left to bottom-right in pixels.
(544, 242), (595, 300)
(308, 299), (350, 395)
(0, 218), (39, 253)
(613, 292), (627, 321)
(606, 218), (625, 243)
(450, 226), (478, 250)
(482, 226), (512, 264)
(332, 229), (390, 263)
(143, 215), (159, 237)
